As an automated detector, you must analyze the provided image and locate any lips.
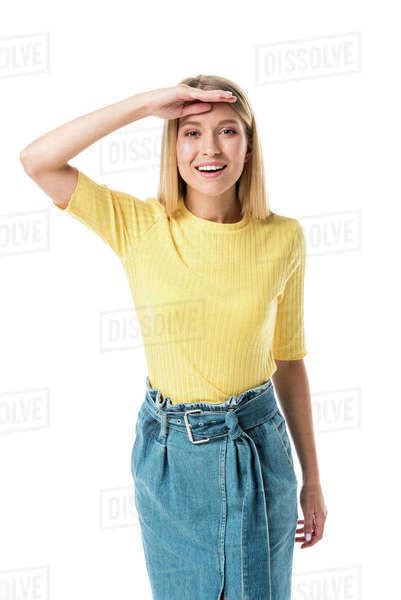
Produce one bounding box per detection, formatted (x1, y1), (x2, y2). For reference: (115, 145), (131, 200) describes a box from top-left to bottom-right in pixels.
(194, 165), (227, 171)
(194, 165), (227, 179)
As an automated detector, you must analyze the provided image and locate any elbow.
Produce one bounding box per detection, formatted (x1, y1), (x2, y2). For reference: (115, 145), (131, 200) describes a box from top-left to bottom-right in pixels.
(19, 148), (32, 170)
(19, 148), (40, 177)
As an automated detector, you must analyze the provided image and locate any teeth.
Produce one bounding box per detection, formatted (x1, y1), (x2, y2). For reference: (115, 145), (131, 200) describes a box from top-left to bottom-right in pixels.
(197, 165), (225, 171)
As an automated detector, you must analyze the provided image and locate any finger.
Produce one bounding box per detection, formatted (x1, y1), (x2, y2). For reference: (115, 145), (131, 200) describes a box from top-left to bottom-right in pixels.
(294, 517), (304, 541)
(295, 521), (304, 537)
(191, 89), (237, 103)
(296, 526), (314, 544)
(303, 512), (315, 543)
(310, 511), (325, 544)
(303, 528), (320, 547)
(202, 89), (235, 99)
(181, 102), (214, 117)
(301, 514), (320, 548)
(295, 517), (311, 543)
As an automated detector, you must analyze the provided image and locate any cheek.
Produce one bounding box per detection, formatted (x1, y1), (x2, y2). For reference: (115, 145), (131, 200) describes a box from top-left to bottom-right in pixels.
(222, 137), (247, 161)
(176, 138), (196, 165)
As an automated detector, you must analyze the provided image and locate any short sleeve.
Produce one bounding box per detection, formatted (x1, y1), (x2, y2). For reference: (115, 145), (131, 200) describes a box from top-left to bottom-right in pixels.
(272, 221), (307, 360)
(53, 169), (161, 259)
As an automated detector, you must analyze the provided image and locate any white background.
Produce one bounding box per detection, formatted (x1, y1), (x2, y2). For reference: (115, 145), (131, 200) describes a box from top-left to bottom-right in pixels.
(1, 1), (400, 598)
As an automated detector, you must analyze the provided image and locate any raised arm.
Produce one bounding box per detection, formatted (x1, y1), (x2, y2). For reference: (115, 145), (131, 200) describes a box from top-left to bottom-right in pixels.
(19, 86), (237, 259)
(19, 84), (237, 209)
(19, 92), (154, 208)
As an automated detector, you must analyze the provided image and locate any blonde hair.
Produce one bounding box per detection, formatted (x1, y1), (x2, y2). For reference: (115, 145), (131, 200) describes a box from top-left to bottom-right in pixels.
(157, 74), (272, 220)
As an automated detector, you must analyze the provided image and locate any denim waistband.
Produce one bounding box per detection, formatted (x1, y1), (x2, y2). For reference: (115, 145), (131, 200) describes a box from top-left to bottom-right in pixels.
(143, 377), (278, 444)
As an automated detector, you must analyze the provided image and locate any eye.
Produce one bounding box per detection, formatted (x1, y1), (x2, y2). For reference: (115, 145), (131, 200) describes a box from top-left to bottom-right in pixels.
(183, 128), (237, 137)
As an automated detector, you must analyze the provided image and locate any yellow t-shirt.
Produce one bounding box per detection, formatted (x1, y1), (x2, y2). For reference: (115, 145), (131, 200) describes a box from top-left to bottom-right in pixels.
(54, 169), (307, 404)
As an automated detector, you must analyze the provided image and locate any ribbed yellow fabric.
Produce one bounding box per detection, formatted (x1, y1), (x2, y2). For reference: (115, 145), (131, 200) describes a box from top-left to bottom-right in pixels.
(54, 170), (307, 404)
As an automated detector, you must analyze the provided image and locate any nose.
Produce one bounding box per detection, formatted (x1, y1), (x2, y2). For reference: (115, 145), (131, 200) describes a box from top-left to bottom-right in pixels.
(200, 131), (222, 157)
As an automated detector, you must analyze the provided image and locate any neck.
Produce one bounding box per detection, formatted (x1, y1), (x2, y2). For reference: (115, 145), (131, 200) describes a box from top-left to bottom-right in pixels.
(184, 188), (242, 224)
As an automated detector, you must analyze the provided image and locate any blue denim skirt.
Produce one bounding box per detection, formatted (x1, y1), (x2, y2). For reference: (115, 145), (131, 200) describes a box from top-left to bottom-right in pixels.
(130, 377), (298, 600)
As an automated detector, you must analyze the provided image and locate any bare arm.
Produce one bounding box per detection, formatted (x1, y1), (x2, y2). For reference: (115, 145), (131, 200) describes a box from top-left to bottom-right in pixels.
(272, 358), (318, 481)
(19, 92), (153, 208)
(19, 85), (236, 209)
(272, 359), (328, 547)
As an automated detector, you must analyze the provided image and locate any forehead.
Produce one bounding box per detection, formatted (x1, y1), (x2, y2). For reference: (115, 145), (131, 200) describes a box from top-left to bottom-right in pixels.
(178, 103), (242, 128)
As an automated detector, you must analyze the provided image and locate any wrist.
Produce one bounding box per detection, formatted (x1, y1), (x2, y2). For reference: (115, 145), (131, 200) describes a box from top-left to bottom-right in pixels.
(127, 91), (154, 120)
(302, 468), (321, 486)
(302, 475), (321, 486)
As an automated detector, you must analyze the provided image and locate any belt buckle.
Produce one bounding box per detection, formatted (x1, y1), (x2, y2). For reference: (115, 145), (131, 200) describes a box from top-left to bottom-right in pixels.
(183, 409), (210, 444)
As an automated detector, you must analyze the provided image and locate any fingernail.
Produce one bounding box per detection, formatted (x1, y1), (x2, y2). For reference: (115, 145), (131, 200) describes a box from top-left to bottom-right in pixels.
(305, 532), (312, 541)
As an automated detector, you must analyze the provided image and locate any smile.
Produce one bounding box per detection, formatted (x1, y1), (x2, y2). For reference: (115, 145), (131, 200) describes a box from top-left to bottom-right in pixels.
(194, 165), (227, 178)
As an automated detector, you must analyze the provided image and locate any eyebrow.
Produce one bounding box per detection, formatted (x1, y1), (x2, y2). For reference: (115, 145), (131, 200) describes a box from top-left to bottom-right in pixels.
(178, 118), (240, 128)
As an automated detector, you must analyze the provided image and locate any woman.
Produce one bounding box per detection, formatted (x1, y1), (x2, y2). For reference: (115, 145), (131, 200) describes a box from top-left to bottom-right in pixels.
(20, 74), (327, 600)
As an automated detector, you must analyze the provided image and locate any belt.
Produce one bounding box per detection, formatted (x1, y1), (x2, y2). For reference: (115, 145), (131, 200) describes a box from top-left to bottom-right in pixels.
(143, 377), (279, 598)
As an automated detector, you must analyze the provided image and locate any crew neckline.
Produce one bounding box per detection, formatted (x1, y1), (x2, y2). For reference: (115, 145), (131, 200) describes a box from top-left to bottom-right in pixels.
(178, 198), (250, 232)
